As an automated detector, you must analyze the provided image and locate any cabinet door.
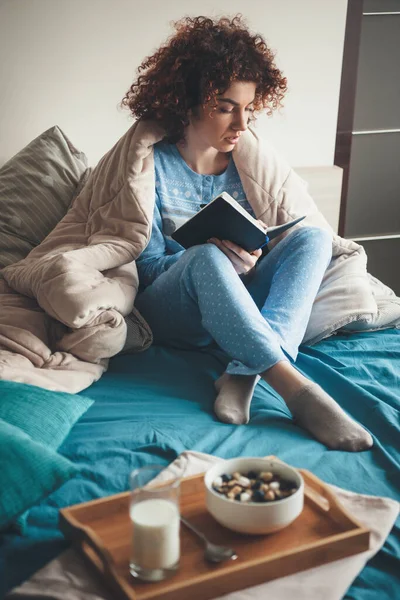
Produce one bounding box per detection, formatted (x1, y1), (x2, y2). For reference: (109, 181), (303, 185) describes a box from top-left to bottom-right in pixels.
(360, 238), (400, 295)
(353, 13), (400, 130)
(363, 0), (400, 12)
(344, 132), (400, 238)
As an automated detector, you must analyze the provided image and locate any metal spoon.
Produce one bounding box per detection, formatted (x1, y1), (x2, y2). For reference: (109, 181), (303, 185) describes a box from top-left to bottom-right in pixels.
(181, 516), (238, 563)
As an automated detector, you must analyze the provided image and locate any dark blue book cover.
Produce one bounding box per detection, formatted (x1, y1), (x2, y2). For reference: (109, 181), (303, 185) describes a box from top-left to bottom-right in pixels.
(171, 191), (306, 253)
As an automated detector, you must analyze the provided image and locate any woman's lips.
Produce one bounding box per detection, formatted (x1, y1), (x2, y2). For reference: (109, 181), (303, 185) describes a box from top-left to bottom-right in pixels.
(226, 136), (240, 144)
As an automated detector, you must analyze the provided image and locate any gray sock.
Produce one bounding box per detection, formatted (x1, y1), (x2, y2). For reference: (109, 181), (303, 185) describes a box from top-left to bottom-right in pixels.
(214, 373), (260, 425)
(284, 382), (373, 452)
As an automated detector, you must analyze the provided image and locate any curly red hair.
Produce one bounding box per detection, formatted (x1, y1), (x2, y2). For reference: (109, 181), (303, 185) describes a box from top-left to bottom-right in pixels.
(120, 15), (287, 143)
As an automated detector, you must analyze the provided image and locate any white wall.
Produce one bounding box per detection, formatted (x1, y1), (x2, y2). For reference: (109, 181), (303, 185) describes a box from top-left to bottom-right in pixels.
(0, 0), (347, 168)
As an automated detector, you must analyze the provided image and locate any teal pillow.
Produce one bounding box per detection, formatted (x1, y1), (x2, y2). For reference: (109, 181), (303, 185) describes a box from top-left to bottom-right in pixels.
(0, 419), (79, 530)
(0, 380), (93, 449)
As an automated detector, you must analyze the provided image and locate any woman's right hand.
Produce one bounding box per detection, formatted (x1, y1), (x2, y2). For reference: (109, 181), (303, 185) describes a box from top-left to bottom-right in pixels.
(207, 238), (262, 275)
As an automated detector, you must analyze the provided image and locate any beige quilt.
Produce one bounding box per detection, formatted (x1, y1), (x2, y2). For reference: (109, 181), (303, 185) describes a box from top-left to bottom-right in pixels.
(1, 119), (399, 392)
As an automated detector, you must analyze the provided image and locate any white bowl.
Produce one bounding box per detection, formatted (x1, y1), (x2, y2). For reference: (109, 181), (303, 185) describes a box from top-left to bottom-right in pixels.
(204, 457), (304, 535)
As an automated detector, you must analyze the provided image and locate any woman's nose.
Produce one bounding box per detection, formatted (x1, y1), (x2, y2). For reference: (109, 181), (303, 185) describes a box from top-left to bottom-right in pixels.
(233, 111), (249, 131)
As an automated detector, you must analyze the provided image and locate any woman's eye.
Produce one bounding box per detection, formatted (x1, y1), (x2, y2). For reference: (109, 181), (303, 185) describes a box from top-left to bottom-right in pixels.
(219, 107), (254, 114)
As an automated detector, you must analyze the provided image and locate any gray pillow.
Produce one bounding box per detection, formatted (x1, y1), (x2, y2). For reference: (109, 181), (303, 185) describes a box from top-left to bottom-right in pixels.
(0, 126), (89, 268)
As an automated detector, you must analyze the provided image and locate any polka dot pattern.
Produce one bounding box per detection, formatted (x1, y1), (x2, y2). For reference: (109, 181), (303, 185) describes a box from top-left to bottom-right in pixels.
(136, 227), (333, 375)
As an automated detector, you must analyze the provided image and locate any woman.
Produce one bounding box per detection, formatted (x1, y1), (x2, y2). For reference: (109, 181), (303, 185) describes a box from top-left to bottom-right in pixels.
(121, 15), (372, 452)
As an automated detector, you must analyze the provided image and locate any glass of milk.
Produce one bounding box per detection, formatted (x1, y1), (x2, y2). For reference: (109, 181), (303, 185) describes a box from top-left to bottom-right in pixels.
(129, 464), (181, 582)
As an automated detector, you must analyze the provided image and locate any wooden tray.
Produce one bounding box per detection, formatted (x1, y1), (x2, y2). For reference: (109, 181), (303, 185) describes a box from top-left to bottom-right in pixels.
(59, 463), (370, 600)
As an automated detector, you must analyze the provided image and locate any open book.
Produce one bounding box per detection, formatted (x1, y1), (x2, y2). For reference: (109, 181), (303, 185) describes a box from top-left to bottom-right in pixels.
(171, 191), (306, 253)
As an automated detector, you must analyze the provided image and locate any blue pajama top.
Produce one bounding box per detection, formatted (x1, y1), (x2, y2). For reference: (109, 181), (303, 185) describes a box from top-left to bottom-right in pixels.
(136, 141), (255, 287)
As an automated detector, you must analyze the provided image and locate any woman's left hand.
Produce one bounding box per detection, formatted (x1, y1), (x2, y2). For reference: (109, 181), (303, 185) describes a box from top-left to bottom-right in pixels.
(207, 238), (262, 275)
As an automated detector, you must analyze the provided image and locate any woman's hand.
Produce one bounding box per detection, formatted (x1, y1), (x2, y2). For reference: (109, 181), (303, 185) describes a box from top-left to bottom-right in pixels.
(207, 238), (262, 275)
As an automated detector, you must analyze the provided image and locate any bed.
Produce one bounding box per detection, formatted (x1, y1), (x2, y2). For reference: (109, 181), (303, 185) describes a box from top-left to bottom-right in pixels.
(0, 126), (399, 599)
(1, 327), (399, 599)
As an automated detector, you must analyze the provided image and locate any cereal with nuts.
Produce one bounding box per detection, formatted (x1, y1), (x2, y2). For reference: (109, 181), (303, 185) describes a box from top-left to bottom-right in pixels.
(212, 470), (298, 503)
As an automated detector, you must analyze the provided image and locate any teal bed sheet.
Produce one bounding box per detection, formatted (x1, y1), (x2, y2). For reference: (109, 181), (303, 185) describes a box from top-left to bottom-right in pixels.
(1, 329), (399, 598)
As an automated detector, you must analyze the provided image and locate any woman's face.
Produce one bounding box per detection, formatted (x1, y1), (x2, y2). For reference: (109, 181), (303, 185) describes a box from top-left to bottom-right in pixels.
(188, 80), (257, 152)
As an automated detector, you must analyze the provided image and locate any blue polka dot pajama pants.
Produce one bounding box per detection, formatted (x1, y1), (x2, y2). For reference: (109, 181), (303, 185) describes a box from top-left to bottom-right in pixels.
(135, 227), (333, 376)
